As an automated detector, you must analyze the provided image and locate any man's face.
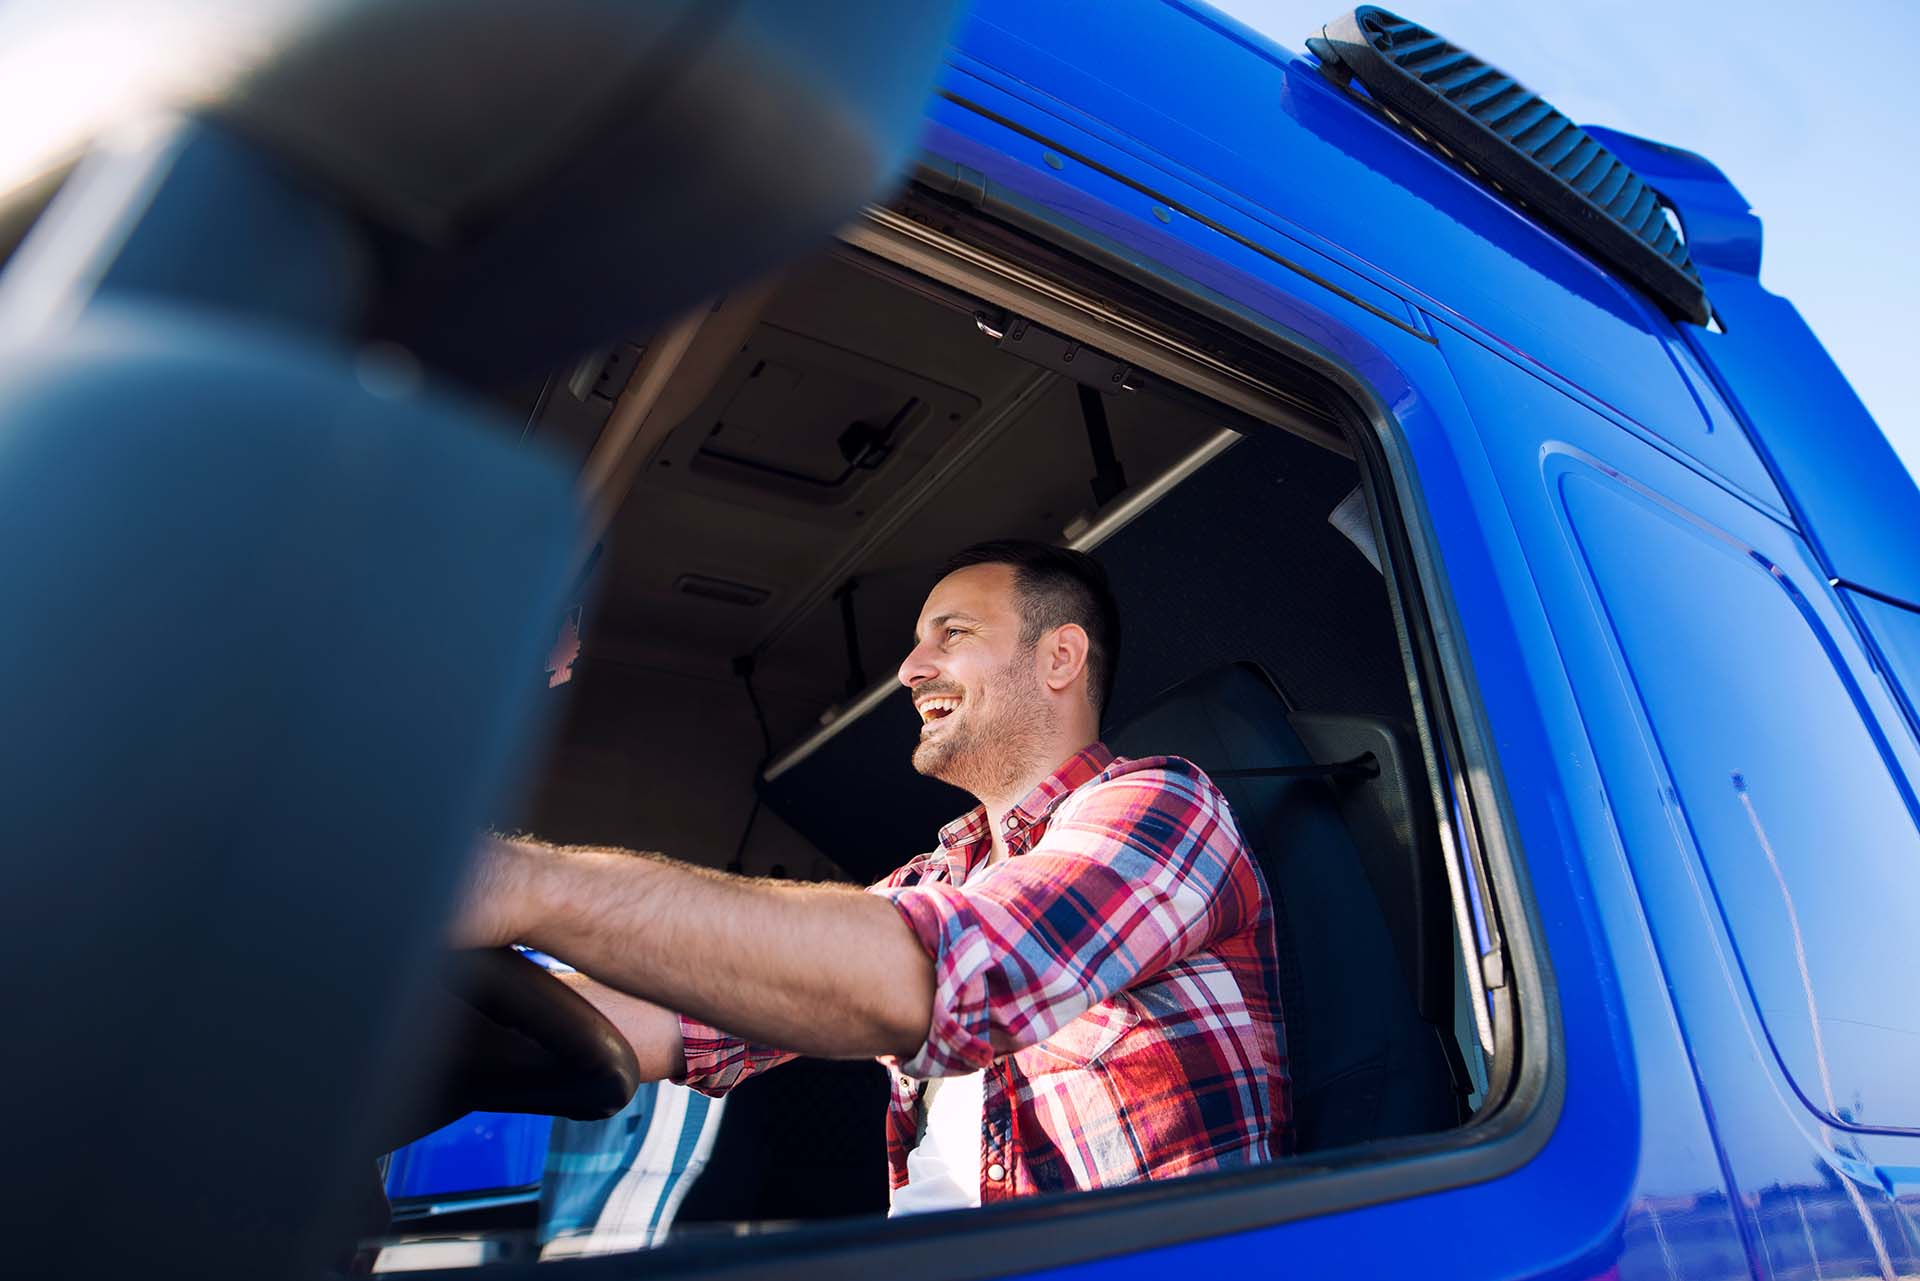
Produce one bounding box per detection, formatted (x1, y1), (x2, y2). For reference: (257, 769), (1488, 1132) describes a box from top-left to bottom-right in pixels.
(897, 564), (1052, 798)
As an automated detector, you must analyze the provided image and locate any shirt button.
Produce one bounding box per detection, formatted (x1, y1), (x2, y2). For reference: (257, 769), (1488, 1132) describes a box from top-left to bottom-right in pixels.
(986, 1162), (1007, 1181)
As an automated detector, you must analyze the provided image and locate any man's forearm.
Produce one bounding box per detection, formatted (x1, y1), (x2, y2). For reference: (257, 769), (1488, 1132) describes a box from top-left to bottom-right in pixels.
(473, 839), (935, 1061)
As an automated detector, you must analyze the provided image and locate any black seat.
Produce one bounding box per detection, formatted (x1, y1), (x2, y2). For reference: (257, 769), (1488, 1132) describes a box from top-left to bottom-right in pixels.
(674, 1059), (890, 1227)
(1106, 662), (1463, 1152)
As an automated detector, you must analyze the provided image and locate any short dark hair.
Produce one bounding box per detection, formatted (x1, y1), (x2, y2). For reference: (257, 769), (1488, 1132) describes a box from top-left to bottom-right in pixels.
(939, 539), (1121, 718)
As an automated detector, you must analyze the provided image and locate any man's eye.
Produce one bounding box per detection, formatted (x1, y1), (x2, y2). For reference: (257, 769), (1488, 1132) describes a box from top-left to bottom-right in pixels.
(944, 627), (966, 641)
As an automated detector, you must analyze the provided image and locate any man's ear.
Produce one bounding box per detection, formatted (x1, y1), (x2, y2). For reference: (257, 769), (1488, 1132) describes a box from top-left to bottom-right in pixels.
(1041, 623), (1091, 696)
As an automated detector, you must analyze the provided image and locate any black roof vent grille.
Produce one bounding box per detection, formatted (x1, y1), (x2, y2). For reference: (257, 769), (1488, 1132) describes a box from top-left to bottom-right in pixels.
(1309, 7), (1711, 325)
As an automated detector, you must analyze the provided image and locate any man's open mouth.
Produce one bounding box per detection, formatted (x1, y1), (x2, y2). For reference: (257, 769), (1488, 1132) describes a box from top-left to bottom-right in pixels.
(915, 696), (961, 726)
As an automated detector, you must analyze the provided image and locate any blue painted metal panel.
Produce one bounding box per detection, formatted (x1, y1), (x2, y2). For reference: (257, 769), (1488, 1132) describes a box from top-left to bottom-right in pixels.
(943, 0), (1786, 518)
(1651, 324), (1789, 523)
(1594, 125), (1920, 610)
(1582, 127), (1762, 278)
(386, 1113), (552, 1201)
(1555, 462), (1920, 1133)
(1433, 320), (1920, 1278)
(1683, 268), (1920, 605)
(1844, 591), (1920, 741)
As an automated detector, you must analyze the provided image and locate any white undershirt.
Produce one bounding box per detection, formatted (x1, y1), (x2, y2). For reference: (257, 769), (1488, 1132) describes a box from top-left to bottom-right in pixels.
(888, 1067), (984, 1215)
(889, 857), (997, 1217)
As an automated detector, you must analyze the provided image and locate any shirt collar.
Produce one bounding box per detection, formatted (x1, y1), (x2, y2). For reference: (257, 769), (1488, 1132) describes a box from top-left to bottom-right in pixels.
(934, 742), (1116, 880)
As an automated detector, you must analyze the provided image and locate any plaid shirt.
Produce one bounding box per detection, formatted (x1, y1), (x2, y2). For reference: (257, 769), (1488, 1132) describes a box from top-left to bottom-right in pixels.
(677, 743), (1290, 1202)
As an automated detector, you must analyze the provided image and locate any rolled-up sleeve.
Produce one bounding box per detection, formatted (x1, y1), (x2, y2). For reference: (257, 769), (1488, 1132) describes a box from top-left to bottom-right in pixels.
(674, 1018), (796, 1098)
(674, 849), (952, 1093)
(873, 761), (1254, 1079)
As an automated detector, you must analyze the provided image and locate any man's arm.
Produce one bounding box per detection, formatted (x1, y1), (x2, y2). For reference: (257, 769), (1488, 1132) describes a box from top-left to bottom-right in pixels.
(458, 838), (936, 1062)
(875, 761), (1257, 1079)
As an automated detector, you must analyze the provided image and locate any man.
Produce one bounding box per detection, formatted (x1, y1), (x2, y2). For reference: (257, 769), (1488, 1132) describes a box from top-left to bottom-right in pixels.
(458, 540), (1289, 1209)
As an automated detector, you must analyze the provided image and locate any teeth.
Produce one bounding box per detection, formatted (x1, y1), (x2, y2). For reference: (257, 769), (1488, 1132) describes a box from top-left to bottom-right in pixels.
(916, 696), (961, 724)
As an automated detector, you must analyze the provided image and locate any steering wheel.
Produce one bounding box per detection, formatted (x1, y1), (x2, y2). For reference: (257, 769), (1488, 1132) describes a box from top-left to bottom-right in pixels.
(429, 947), (643, 1123)
(344, 950), (640, 1251)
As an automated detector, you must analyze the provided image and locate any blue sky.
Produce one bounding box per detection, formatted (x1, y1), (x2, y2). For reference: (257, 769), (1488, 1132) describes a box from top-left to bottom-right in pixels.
(1210, 0), (1920, 487)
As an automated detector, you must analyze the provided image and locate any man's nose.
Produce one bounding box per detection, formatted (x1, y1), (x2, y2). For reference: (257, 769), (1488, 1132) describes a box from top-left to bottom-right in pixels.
(898, 640), (938, 689)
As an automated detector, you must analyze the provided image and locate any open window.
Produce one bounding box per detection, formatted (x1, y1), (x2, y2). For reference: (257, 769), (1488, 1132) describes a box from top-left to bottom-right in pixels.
(370, 190), (1526, 1272)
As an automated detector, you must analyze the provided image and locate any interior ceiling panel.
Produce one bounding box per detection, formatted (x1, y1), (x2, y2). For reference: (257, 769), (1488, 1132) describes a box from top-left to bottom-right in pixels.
(648, 322), (983, 525)
(587, 252), (1019, 677)
(758, 377), (1228, 692)
(584, 247), (1236, 701)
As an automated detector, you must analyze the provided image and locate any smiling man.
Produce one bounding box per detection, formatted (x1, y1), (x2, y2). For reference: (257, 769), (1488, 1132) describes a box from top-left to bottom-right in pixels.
(458, 539), (1290, 1209)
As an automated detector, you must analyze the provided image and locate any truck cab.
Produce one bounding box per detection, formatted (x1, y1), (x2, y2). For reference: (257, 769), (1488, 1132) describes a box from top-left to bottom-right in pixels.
(2, 3), (1916, 1279)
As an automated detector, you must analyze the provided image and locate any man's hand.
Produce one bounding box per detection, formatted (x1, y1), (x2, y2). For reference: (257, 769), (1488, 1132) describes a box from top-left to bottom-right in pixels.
(451, 839), (687, 1082)
(559, 973), (687, 1082)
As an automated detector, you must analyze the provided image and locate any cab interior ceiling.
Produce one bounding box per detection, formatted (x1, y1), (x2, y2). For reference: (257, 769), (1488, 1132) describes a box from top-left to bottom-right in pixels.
(506, 241), (1413, 884)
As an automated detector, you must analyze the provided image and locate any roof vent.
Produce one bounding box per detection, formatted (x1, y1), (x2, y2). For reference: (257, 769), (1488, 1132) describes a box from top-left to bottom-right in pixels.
(1309, 6), (1711, 325)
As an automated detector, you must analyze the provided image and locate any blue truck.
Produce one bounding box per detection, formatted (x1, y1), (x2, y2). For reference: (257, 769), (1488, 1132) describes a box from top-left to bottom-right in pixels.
(2, 1), (1917, 1278)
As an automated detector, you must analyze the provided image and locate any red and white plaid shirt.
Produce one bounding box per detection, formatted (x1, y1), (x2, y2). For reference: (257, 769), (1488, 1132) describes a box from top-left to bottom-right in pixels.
(678, 743), (1290, 1201)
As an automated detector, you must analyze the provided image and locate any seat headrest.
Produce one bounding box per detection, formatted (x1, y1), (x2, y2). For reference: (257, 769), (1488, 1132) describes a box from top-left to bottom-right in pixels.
(1106, 662), (1307, 772)
(1108, 661), (1451, 1028)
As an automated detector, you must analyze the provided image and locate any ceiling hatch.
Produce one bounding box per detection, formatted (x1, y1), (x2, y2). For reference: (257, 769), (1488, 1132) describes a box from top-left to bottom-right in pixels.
(647, 324), (980, 526)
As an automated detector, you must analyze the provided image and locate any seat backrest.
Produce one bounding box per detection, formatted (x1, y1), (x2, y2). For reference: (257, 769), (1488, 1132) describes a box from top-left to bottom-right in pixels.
(1288, 710), (1457, 1030)
(1106, 662), (1460, 1152)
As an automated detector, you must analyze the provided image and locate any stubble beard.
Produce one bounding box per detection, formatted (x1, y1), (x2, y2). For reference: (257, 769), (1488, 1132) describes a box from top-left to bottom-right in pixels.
(911, 651), (1055, 803)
